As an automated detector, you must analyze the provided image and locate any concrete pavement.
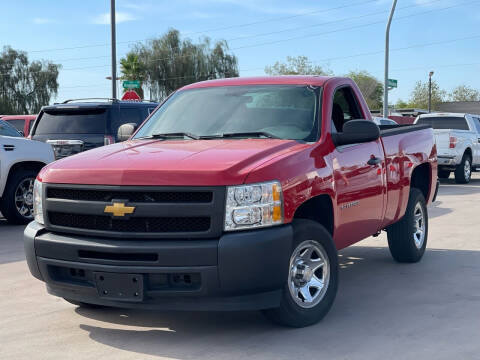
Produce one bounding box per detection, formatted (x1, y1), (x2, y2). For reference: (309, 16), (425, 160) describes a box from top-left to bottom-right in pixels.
(1, 175), (479, 360)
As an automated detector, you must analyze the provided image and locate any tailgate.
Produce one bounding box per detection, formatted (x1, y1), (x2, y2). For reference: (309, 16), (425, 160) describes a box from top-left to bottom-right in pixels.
(433, 130), (452, 154)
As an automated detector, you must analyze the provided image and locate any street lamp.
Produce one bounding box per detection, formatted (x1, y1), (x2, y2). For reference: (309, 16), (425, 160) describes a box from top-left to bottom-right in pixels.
(106, 76), (121, 99)
(110, 0), (117, 100)
(428, 71), (434, 113)
(383, 0), (398, 117)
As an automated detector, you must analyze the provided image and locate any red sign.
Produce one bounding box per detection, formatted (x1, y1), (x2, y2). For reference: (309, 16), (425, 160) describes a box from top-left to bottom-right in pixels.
(121, 90), (141, 101)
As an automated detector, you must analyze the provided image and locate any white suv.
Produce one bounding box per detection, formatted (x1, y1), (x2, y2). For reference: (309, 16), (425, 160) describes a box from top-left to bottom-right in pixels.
(0, 120), (54, 224)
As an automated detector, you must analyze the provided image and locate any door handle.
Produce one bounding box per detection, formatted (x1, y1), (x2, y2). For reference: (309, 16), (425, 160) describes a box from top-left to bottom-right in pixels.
(367, 156), (382, 165)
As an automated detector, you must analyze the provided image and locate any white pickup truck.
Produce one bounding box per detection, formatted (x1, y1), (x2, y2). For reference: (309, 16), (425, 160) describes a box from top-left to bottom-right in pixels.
(415, 113), (480, 183)
(0, 120), (54, 224)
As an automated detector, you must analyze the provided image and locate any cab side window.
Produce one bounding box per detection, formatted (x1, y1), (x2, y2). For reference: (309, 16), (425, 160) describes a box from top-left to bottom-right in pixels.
(7, 119), (25, 132)
(0, 120), (21, 137)
(331, 87), (362, 133)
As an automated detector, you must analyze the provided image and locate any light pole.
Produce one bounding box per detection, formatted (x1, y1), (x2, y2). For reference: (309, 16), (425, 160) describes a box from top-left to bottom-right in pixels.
(106, 76), (121, 99)
(110, 0), (117, 100)
(428, 71), (434, 113)
(383, 0), (397, 117)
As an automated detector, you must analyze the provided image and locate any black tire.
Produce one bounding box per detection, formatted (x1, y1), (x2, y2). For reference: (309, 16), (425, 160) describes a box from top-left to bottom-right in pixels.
(0, 168), (37, 224)
(437, 169), (450, 179)
(262, 219), (338, 327)
(63, 298), (105, 309)
(387, 188), (428, 263)
(454, 153), (472, 184)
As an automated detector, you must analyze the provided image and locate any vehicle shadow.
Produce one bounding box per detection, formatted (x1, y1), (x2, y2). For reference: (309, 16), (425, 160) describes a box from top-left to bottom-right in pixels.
(75, 246), (480, 359)
(438, 176), (480, 196)
(0, 218), (26, 265)
(428, 200), (452, 219)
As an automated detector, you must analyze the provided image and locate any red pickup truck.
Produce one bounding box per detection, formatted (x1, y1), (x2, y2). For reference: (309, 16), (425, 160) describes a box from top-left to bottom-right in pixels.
(25, 76), (438, 327)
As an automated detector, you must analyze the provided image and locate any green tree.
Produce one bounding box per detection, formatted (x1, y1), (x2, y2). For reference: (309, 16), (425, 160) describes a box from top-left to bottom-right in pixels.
(346, 70), (383, 110)
(0, 46), (60, 114)
(265, 56), (331, 76)
(449, 84), (480, 102)
(120, 53), (145, 98)
(129, 29), (239, 101)
(395, 99), (411, 108)
(409, 80), (446, 110)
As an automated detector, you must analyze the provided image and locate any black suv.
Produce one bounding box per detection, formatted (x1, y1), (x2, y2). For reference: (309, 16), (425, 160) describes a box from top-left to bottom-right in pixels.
(31, 98), (158, 159)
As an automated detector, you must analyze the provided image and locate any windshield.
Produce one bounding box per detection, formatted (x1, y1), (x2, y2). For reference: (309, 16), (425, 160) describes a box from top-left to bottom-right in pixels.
(133, 85), (319, 141)
(35, 109), (108, 135)
(417, 116), (469, 130)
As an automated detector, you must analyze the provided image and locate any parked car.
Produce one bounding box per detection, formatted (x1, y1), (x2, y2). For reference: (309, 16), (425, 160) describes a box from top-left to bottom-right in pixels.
(1, 115), (37, 136)
(25, 76), (437, 327)
(30, 99), (158, 159)
(415, 112), (480, 183)
(373, 117), (398, 126)
(0, 119), (23, 137)
(0, 124), (54, 224)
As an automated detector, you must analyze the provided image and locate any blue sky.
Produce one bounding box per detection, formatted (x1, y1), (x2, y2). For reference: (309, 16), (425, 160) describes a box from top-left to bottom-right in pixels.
(1, 0), (479, 107)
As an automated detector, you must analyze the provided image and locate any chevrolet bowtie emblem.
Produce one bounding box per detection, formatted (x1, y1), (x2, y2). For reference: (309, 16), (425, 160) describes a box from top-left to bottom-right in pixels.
(104, 202), (135, 217)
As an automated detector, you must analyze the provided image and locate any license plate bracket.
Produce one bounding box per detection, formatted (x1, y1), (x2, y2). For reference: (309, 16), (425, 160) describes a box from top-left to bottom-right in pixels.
(94, 272), (144, 302)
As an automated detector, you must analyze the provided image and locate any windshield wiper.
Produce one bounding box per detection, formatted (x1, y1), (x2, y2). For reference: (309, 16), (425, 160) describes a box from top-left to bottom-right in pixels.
(138, 132), (200, 140)
(199, 131), (280, 139)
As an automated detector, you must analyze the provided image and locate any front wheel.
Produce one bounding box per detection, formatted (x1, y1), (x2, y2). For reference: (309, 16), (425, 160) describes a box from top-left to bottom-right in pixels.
(387, 188), (428, 263)
(262, 220), (338, 327)
(0, 169), (37, 224)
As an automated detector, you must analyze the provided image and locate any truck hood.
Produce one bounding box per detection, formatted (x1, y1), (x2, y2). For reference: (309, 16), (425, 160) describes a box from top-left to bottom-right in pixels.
(40, 138), (307, 186)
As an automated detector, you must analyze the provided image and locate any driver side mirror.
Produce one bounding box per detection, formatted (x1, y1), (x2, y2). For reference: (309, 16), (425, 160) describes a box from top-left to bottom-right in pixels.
(117, 123), (138, 142)
(331, 119), (380, 146)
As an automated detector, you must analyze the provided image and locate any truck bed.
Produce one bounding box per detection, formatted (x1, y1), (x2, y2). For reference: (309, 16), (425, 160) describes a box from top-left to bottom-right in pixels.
(378, 123), (436, 229)
(378, 123), (431, 137)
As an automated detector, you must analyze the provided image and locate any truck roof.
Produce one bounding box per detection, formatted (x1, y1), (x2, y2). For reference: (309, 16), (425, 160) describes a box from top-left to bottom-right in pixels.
(1, 115), (37, 120)
(181, 75), (334, 90)
(418, 112), (468, 118)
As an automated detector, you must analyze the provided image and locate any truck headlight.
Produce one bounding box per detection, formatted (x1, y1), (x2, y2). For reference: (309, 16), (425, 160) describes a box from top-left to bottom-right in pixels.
(33, 180), (44, 225)
(225, 181), (283, 231)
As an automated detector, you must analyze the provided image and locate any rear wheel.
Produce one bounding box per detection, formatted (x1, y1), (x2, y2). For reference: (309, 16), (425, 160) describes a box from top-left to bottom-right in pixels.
(454, 153), (471, 184)
(437, 169), (450, 179)
(0, 169), (37, 224)
(262, 220), (338, 327)
(387, 188), (428, 263)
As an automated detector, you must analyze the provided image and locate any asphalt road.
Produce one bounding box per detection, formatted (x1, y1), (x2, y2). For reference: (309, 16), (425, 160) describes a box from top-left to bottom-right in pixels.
(1, 175), (479, 360)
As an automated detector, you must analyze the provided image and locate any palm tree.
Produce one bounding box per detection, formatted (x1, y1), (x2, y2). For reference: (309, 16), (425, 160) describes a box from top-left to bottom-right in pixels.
(120, 53), (145, 99)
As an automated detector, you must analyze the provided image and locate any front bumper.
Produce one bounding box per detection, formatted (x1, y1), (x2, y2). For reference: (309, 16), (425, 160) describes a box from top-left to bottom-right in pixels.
(24, 222), (293, 311)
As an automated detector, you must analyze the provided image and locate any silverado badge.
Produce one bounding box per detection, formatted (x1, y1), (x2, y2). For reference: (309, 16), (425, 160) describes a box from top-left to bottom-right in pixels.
(104, 202), (135, 217)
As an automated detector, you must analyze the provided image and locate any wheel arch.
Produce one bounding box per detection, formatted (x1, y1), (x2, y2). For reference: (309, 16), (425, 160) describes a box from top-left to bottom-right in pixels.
(410, 162), (431, 201)
(2, 161), (46, 196)
(292, 194), (334, 238)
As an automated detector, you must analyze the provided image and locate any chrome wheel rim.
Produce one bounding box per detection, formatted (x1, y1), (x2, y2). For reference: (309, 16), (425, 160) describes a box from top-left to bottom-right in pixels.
(464, 159), (471, 180)
(288, 240), (330, 309)
(413, 202), (425, 249)
(14, 178), (34, 219)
